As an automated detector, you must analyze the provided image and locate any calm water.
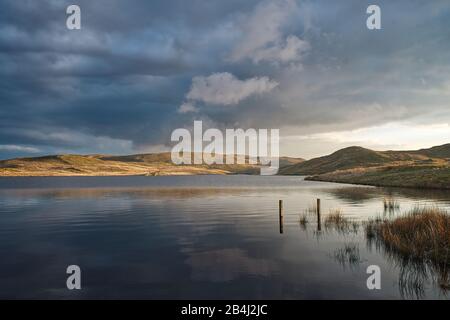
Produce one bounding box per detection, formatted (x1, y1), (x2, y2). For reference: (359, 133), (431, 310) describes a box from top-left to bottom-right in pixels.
(0, 175), (449, 299)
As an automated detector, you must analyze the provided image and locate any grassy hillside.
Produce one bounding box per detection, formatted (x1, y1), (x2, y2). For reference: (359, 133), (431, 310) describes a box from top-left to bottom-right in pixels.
(412, 143), (450, 159)
(0, 154), (234, 176)
(0, 153), (302, 177)
(100, 153), (173, 163)
(280, 147), (390, 175)
(281, 143), (450, 189)
(279, 146), (433, 175)
(279, 156), (305, 168)
(2, 143), (448, 189)
(306, 165), (450, 189)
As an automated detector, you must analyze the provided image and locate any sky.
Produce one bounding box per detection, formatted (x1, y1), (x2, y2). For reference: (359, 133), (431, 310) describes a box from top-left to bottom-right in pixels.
(1, 0), (450, 160)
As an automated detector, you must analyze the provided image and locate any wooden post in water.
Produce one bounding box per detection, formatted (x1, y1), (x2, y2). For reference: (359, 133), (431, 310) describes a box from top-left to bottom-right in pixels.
(317, 198), (321, 231)
(279, 200), (284, 234)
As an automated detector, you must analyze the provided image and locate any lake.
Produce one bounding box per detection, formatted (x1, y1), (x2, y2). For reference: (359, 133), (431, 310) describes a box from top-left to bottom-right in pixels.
(0, 175), (448, 299)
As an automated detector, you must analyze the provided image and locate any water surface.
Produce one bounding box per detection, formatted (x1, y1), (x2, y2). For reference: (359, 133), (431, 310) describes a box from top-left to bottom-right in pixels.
(0, 175), (448, 299)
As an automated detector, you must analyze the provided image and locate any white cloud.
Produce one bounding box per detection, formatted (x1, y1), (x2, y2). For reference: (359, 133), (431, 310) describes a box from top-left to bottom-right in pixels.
(185, 72), (278, 106)
(282, 122), (450, 158)
(304, 122), (450, 148)
(178, 102), (199, 113)
(229, 0), (309, 64)
(0, 145), (40, 153)
(251, 35), (310, 64)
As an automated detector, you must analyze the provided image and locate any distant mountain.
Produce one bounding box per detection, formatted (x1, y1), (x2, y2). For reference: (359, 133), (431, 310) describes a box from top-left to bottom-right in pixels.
(100, 152), (173, 163)
(412, 143), (450, 159)
(102, 153), (303, 168)
(279, 143), (450, 189)
(279, 156), (305, 168)
(279, 144), (447, 175)
(0, 153), (303, 177)
(2, 144), (448, 189)
(280, 147), (390, 175)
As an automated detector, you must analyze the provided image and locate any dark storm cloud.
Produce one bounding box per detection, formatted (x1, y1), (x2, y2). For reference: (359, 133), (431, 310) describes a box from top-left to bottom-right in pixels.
(0, 0), (450, 159)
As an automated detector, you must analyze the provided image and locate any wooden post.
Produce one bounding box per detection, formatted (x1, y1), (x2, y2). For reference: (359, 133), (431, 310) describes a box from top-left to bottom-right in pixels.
(317, 198), (321, 231)
(279, 200), (284, 234)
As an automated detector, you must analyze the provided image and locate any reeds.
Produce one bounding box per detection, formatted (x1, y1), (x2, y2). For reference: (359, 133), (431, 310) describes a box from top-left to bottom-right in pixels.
(324, 209), (359, 234)
(383, 197), (400, 210)
(299, 213), (309, 226)
(306, 202), (317, 214)
(325, 209), (346, 226)
(334, 244), (361, 268)
(365, 206), (450, 293)
(369, 207), (449, 260)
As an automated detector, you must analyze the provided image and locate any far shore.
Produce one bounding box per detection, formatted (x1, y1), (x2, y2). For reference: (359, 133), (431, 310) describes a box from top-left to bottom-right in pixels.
(1, 170), (450, 191)
(2, 143), (449, 190)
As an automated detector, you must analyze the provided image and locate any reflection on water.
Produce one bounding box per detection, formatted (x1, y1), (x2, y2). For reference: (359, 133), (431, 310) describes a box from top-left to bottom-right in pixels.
(0, 175), (449, 299)
(186, 248), (278, 282)
(365, 222), (449, 300)
(332, 244), (362, 271)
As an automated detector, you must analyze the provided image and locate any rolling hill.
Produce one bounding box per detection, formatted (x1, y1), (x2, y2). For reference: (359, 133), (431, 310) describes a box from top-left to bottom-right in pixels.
(412, 143), (450, 159)
(0, 153), (303, 177)
(2, 143), (449, 189)
(306, 165), (450, 189)
(279, 145), (446, 175)
(279, 144), (450, 189)
(280, 146), (392, 175)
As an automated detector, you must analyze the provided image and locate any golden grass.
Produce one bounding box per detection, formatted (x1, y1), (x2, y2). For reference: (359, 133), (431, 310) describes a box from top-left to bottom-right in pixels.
(0, 154), (258, 176)
(366, 207), (450, 291)
(307, 164), (450, 189)
(372, 207), (449, 260)
(324, 209), (359, 234)
(325, 209), (347, 226)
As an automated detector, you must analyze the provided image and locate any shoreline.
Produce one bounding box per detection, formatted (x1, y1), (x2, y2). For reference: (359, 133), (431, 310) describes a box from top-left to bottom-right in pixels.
(1, 172), (450, 191)
(304, 176), (450, 190)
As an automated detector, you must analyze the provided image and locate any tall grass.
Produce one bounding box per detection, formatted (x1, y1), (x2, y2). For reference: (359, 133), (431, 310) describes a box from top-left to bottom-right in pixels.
(306, 202), (317, 214)
(383, 197), (400, 210)
(365, 206), (450, 293)
(325, 209), (346, 225)
(324, 209), (359, 234)
(299, 213), (309, 228)
(333, 244), (361, 269)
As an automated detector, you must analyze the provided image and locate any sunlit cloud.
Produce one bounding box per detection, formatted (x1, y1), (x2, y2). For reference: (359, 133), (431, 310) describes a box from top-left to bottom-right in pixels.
(283, 122), (450, 158)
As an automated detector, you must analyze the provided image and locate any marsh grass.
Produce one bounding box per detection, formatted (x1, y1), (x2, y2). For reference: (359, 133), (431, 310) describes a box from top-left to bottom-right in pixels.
(324, 209), (358, 234)
(299, 214), (309, 225)
(333, 244), (361, 269)
(365, 207), (450, 296)
(325, 209), (346, 225)
(306, 202), (317, 214)
(299, 213), (309, 229)
(300, 203), (321, 230)
(383, 197), (400, 210)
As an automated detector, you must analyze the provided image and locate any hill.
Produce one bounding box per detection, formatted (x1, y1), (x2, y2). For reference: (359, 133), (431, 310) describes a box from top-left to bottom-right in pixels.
(279, 145), (446, 175)
(279, 144), (450, 189)
(3, 143), (449, 189)
(0, 153), (303, 177)
(306, 165), (450, 189)
(280, 147), (392, 175)
(412, 143), (450, 159)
